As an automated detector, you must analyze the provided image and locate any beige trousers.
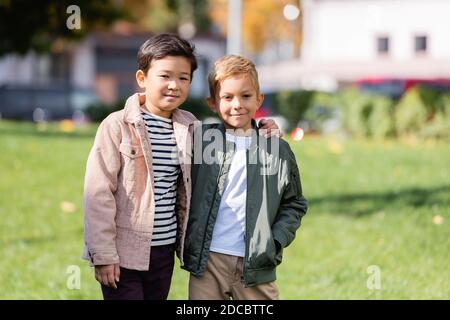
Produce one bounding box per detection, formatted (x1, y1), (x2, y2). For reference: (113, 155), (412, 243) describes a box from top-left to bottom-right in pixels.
(189, 251), (279, 300)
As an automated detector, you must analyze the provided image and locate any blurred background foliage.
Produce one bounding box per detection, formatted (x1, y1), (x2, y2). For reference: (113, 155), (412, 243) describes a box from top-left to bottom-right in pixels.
(0, 0), (302, 55)
(267, 85), (450, 141)
(0, 0), (125, 56)
(0, 0), (214, 56)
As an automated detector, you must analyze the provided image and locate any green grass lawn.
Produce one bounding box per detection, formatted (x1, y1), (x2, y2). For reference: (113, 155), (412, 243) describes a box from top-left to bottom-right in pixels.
(0, 120), (449, 299)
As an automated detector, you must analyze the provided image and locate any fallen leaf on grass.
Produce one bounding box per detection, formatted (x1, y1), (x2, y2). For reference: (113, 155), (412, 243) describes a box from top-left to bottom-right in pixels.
(60, 201), (76, 213)
(432, 215), (444, 225)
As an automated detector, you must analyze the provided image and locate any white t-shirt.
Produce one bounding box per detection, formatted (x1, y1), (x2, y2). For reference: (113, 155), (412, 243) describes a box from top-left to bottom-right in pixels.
(209, 132), (252, 257)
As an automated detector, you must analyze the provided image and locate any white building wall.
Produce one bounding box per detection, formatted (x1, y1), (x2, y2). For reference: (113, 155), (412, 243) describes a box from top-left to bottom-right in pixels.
(0, 53), (39, 84)
(302, 0), (450, 63)
(71, 37), (95, 89)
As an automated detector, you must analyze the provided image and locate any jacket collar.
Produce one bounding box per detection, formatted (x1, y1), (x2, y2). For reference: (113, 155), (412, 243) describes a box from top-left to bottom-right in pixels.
(216, 119), (259, 135)
(123, 93), (144, 124)
(217, 119), (260, 150)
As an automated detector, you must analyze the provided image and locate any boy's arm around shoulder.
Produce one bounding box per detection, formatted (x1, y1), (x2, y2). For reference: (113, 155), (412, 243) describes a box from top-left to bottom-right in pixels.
(272, 141), (308, 249)
(83, 115), (122, 266)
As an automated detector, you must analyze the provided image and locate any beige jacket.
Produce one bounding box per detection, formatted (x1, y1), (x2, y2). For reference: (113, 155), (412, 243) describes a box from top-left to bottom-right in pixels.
(82, 93), (196, 271)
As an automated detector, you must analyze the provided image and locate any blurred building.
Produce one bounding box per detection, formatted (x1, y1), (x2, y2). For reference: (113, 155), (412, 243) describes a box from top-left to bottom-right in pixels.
(0, 31), (225, 120)
(258, 0), (450, 94)
(72, 31), (225, 103)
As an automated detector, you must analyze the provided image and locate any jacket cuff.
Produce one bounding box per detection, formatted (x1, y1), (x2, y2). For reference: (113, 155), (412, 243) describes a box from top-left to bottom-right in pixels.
(91, 251), (120, 266)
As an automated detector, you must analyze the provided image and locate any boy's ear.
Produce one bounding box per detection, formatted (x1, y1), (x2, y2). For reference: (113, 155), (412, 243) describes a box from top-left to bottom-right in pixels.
(136, 70), (146, 89)
(256, 93), (265, 110)
(207, 97), (218, 113)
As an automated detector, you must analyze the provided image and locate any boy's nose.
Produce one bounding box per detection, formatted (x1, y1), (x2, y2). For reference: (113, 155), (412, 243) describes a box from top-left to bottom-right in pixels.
(168, 80), (179, 90)
(232, 98), (242, 109)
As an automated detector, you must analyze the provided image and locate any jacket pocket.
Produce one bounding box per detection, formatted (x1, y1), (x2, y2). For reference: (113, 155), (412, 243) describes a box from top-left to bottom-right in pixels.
(249, 237), (278, 269)
(118, 143), (146, 216)
(273, 238), (283, 266)
(119, 143), (145, 180)
(119, 143), (144, 159)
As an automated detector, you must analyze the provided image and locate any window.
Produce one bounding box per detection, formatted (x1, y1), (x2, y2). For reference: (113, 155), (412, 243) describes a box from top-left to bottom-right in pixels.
(377, 36), (389, 55)
(415, 35), (427, 54)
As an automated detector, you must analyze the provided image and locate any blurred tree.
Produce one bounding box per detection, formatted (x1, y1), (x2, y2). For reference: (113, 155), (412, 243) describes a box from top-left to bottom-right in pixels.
(123, 0), (178, 33)
(182, 0), (211, 33)
(123, 0), (211, 36)
(208, 0), (302, 54)
(275, 89), (315, 131)
(0, 0), (125, 56)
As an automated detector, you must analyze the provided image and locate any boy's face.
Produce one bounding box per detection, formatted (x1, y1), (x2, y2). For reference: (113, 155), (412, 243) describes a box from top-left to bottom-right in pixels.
(208, 74), (264, 132)
(136, 56), (191, 118)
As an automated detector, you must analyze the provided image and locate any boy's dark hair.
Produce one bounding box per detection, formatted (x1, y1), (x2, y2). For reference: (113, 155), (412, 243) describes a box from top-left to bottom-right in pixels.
(137, 33), (198, 80)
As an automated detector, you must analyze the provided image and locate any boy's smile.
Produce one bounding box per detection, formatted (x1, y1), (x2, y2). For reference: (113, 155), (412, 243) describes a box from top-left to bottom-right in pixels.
(208, 74), (264, 132)
(136, 56), (191, 118)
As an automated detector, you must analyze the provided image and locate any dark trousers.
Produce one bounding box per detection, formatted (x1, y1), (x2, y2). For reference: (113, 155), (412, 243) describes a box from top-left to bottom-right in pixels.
(101, 244), (175, 300)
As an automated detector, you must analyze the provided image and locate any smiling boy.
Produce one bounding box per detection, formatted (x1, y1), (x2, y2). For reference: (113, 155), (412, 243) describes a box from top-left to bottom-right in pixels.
(182, 55), (308, 300)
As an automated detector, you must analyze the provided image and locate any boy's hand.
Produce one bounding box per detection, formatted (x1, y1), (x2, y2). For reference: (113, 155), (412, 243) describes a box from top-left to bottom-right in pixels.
(258, 118), (283, 138)
(95, 264), (120, 289)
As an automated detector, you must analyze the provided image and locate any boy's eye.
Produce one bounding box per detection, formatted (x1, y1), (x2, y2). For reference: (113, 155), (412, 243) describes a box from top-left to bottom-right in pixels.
(159, 75), (169, 78)
(180, 77), (189, 81)
(243, 94), (252, 98)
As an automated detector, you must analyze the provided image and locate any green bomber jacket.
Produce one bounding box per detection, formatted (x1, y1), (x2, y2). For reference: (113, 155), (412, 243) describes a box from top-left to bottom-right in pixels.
(182, 121), (308, 287)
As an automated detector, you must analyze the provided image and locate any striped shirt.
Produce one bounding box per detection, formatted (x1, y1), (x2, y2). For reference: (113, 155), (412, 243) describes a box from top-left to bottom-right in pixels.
(141, 110), (180, 247)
